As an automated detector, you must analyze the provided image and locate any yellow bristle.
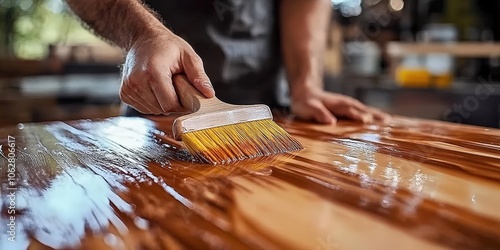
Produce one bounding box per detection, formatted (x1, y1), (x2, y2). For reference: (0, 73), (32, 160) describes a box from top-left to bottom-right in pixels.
(181, 119), (303, 164)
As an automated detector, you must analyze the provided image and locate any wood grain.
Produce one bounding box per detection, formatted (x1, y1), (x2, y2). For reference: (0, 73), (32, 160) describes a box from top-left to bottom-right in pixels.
(1, 115), (499, 250)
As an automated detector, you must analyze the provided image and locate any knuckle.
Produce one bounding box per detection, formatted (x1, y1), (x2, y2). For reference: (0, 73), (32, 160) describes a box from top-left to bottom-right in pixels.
(190, 53), (203, 64)
(184, 50), (203, 65)
(144, 60), (159, 73)
(179, 38), (194, 51)
(124, 75), (141, 89)
(145, 62), (171, 82)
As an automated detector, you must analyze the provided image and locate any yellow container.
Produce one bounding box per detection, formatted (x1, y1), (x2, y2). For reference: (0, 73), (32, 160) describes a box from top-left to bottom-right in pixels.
(396, 67), (453, 88)
(396, 67), (431, 87)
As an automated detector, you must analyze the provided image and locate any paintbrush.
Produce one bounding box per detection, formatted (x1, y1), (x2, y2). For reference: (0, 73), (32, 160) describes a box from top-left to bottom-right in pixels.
(171, 75), (303, 164)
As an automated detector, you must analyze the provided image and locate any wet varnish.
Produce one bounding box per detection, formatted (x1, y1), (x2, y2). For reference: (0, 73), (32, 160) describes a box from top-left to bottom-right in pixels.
(1, 115), (499, 249)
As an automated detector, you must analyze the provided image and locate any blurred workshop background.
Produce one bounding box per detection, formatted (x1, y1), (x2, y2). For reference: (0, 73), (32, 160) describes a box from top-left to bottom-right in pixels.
(0, 0), (499, 128)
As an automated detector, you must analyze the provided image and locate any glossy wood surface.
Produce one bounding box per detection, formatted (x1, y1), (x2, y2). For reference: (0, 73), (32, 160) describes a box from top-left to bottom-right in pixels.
(1, 115), (500, 250)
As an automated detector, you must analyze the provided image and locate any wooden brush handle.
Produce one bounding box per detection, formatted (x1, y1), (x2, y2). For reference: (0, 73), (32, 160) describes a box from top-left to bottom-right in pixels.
(171, 74), (273, 140)
(172, 74), (226, 113)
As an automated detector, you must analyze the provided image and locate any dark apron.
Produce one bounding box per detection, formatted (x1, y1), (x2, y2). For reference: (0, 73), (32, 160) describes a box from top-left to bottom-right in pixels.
(124, 0), (286, 116)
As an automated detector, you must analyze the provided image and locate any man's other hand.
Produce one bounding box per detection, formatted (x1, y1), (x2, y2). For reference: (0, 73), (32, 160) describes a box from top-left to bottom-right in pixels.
(290, 87), (390, 125)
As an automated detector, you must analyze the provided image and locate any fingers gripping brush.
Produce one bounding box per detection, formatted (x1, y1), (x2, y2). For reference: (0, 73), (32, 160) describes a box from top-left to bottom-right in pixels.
(172, 75), (303, 164)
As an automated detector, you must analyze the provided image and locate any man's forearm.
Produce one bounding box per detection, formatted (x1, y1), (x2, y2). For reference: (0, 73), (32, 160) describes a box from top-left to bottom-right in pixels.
(280, 0), (331, 96)
(66, 0), (170, 50)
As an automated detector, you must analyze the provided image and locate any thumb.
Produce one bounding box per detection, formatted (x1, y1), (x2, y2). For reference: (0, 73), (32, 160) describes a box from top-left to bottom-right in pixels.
(311, 100), (337, 124)
(183, 52), (215, 98)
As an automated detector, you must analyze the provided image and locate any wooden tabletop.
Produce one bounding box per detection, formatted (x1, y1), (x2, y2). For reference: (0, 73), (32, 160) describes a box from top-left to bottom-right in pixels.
(1, 115), (500, 250)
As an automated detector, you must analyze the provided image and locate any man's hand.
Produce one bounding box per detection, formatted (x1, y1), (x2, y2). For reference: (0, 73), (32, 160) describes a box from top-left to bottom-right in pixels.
(291, 87), (390, 125)
(65, 0), (214, 115)
(281, 0), (389, 125)
(120, 32), (214, 115)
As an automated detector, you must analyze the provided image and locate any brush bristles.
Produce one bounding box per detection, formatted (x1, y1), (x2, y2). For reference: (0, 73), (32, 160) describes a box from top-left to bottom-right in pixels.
(181, 119), (303, 164)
